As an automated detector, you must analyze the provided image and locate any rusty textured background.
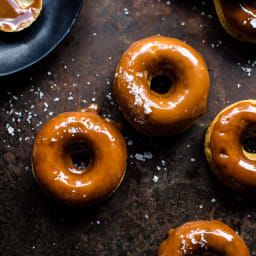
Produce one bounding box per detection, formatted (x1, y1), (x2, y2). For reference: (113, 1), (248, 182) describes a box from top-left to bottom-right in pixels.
(1, 0), (256, 255)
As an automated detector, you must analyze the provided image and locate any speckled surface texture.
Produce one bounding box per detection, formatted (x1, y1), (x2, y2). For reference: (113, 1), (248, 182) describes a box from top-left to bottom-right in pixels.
(0, 0), (256, 255)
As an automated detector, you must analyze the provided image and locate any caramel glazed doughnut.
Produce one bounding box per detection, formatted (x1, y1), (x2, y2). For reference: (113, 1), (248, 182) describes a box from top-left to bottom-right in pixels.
(0, 0), (43, 32)
(205, 100), (256, 192)
(158, 220), (250, 256)
(114, 36), (210, 136)
(32, 104), (127, 207)
(214, 0), (256, 43)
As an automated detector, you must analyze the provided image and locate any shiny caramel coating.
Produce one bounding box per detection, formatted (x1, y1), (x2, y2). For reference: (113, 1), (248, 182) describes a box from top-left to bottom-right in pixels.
(205, 100), (256, 191)
(0, 0), (42, 32)
(113, 36), (210, 136)
(214, 0), (256, 43)
(158, 220), (250, 256)
(32, 104), (127, 207)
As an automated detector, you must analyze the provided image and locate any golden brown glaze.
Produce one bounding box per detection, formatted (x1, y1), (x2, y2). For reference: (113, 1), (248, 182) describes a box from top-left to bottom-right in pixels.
(113, 36), (210, 136)
(214, 0), (256, 43)
(0, 0), (42, 32)
(158, 220), (250, 256)
(205, 100), (256, 191)
(32, 104), (127, 207)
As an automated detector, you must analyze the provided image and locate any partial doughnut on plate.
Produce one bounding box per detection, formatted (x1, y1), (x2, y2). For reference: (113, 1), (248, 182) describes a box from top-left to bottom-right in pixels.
(0, 0), (42, 32)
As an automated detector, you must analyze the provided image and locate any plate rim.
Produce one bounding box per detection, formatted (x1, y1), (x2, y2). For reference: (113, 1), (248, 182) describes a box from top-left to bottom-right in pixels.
(0, 0), (83, 77)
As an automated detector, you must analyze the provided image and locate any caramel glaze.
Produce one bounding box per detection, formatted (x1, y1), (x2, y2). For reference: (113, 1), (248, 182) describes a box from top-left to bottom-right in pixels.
(214, 0), (256, 42)
(32, 104), (127, 207)
(113, 36), (210, 136)
(206, 100), (256, 191)
(0, 0), (42, 32)
(158, 220), (250, 256)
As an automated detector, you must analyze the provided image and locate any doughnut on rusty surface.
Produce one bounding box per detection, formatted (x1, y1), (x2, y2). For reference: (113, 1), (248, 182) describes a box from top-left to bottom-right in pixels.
(159, 220), (250, 256)
(114, 35), (210, 136)
(205, 100), (256, 192)
(32, 104), (127, 207)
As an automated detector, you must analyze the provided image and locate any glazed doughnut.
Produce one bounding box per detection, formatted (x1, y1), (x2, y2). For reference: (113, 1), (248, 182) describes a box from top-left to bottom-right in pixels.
(32, 104), (127, 207)
(214, 0), (256, 43)
(114, 35), (210, 136)
(205, 100), (256, 191)
(0, 0), (42, 32)
(158, 220), (250, 256)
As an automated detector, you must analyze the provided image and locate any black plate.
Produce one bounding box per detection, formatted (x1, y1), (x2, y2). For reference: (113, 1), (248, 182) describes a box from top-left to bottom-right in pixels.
(0, 0), (83, 77)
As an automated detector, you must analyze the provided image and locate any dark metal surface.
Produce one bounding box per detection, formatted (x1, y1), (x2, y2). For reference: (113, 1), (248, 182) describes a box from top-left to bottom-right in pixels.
(0, 0), (256, 255)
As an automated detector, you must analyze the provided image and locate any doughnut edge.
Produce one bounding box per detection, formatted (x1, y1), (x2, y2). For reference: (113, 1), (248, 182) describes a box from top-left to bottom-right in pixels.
(213, 0), (256, 43)
(204, 99), (256, 191)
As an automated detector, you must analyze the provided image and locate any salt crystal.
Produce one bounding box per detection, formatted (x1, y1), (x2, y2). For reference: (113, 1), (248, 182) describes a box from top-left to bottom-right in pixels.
(144, 152), (153, 159)
(135, 153), (145, 162)
(127, 140), (133, 146)
(6, 123), (15, 136)
(152, 175), (159, 183)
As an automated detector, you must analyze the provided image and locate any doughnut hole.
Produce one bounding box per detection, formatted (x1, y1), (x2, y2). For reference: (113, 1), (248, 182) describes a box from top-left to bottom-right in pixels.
(63, 140), (95, 174)
(244, 2), (256, 9)
(241, 125), (256, 160)
(148, 62), (178, 95)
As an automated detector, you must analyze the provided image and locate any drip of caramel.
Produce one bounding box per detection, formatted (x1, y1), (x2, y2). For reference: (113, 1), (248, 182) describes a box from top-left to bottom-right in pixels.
(0, 0), (42, 32)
